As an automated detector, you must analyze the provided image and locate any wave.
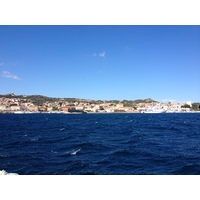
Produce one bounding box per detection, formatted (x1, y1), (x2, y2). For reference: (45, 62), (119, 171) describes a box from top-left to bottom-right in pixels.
(0, 170), (18, 175)
(70, 148), (81, 155)
(173, 164), (200, 175)
(1, 113), (200, 174)
(67, 148), (82, 155)
(59, 148), (82, 156)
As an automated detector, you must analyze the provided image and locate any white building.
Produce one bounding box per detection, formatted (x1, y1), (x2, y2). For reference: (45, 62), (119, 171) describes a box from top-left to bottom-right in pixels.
(186, 101), (192, 107)
(0, 105), (6, 111)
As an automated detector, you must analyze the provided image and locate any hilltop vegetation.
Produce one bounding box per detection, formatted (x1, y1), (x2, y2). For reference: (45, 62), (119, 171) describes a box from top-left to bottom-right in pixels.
(192, 103), (200, 111)
(0, 94), (157, 106)
(0, 94), (88, 106)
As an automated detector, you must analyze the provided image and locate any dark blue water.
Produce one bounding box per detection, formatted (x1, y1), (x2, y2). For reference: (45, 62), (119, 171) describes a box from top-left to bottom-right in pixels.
(1, 113), (200, 175)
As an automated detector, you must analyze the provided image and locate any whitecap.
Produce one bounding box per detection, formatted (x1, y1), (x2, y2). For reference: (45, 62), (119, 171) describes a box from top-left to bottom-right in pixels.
(51, 150), (58, 153)
(70, 148), (81, 155)
(0, 154), (7, 158)
(31, 137), (39, 141)
(0, 170), (18, 175)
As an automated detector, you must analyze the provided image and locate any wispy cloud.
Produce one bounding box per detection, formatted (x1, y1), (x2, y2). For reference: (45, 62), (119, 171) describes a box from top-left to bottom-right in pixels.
(93, 51), (106, 58)
(2, 71), (20, 80)
(0, 62), (4, 66)
(99, 51), (106, 58)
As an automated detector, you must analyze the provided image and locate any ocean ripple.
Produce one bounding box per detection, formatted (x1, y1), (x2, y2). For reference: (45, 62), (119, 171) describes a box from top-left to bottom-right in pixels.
(0, 113), (200, 175)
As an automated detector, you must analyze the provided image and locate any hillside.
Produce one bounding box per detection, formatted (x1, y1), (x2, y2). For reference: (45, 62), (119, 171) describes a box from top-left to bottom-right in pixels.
(0, 94), (83, 106)
(0, 93), (157, 106)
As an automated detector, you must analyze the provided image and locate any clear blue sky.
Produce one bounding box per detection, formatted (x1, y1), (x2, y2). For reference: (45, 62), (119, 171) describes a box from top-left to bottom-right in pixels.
(0, 26), (200, 103)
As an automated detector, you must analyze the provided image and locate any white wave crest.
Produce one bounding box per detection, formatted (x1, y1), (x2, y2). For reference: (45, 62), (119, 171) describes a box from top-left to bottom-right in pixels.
(0, 170), (18, 175)
(70, 148), (81, 155)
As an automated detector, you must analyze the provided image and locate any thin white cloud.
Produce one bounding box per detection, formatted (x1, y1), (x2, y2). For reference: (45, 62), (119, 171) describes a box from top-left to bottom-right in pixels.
(93, 51), (106, 58)
(99, 51), (106, 58)
(2, 71), (20, 80)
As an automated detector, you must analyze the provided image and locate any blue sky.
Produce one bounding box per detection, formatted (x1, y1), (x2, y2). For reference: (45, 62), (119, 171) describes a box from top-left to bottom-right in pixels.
(0, 26), (200, 102)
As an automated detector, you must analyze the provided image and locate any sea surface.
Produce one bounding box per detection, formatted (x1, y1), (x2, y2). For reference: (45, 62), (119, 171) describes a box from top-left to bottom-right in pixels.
(0, 113), (200, 175)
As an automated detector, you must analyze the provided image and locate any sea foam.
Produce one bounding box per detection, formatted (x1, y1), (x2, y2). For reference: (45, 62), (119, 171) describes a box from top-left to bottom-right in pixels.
(0, 170), (18, 175)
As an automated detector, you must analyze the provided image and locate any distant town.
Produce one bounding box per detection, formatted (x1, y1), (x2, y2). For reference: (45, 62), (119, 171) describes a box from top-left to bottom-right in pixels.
(0, 93), (200, 114)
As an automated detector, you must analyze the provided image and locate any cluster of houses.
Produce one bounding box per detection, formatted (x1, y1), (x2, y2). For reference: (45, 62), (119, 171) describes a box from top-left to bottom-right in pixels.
(0, 96), (194, 114)
(0, 97), (38, 113)
(0, 97), (135, 113)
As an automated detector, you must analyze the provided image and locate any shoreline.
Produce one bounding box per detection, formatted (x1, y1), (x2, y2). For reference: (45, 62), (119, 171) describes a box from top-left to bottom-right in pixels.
(1, 111), (200, 114)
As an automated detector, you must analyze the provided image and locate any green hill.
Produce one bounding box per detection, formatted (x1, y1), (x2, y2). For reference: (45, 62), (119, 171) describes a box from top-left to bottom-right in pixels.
(0, 93), (158, 106)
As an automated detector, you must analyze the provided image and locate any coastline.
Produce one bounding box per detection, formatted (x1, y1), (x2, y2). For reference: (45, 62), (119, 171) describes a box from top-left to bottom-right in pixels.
(1, 111), (200, 114)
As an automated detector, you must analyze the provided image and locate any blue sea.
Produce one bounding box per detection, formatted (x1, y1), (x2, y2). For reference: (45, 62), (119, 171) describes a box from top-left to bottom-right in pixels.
(1, 113), (200, 175)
